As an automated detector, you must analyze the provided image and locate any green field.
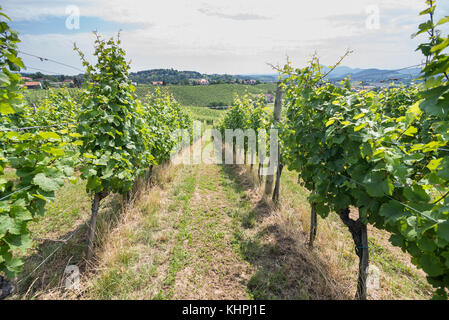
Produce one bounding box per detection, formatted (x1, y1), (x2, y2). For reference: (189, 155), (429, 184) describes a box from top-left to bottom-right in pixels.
(135, 83), (276, 107)
(23, 88), (80, 104)
(182, 106), (225, 124)
(23, 83), (276, 109)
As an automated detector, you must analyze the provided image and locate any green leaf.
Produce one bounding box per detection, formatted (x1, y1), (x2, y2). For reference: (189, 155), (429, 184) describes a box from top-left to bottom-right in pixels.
(403, 185), (430, 203)
(419, 254), (444, 277)
(353, 113), (365, 120)
(427, 158), (443, 171)
(363, 172), (393, 197)
(0, 11), (12, 21)
(39, 132), (61, 140)
(6, 53), (25, 68)
(403, 126), (418, 136)
(83, 153), (98, 159)
(436, 16), (449, 26)
(5, 257), (24, 275)
(379, 201), (404, 224)
(417, 237), (437, 252)
(10, 204), (33, 222)
(431, 38), (449, 53)
(0, 71), (11, 85)
(437, 221), (449, 242)
(389, 234), (404, 247)
(42, 146), (65, 156)
(0, 102), (15, 115)
(354, 123), (367, 132)
(0, 215), (16, 237)
(32, 173), (61, 192)
(86, 175), (102, 192)
(4, 233), (32, 254)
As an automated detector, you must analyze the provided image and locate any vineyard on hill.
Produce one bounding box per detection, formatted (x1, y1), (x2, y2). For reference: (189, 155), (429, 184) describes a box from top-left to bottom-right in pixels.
(134, 83), (276, 108)
(0, 0), (449, 301)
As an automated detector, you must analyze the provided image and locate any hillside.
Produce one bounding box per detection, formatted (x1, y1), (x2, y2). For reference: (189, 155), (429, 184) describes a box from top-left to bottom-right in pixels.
(234, 66), (422, 84)
(134, 83), (276, 107)
(325, 66), (421, 82)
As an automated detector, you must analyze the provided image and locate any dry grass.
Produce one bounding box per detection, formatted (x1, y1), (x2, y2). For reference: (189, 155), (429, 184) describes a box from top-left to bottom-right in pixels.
(81, 162), (186, 299)
(228, 164), (433, 300)
(221, 165), (350, 299)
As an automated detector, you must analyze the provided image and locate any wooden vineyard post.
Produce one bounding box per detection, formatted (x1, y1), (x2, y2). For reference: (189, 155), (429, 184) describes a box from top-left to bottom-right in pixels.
(244, 147), (247, 166)
(258, 163), (262, 181)
(222, 138), (226, 164)
(265, 83), (283, 196)
(233, 141), (236, 165)
(309, 204), (317, 247)
(250, 152), (254, 170)
(147, 165), (154, 186)
(272, 162), (283, 202)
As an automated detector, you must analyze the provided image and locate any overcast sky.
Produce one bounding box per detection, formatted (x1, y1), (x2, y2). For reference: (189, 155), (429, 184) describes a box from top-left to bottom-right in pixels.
(2, 0), (449, 75)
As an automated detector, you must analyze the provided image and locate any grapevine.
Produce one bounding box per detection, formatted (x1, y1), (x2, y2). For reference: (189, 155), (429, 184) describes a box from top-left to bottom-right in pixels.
(279, 0), (449, 299)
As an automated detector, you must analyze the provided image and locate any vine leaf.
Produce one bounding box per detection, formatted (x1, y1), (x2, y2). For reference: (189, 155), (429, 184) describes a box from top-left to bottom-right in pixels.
(32, 173), (61, 192)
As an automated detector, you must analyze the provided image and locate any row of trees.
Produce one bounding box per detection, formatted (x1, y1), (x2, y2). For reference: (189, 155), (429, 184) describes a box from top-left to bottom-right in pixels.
(130, 69), (261, 85)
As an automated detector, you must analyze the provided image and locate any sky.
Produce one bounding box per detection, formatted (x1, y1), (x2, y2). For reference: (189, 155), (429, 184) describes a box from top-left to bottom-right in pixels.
(2, 0), (449, 75)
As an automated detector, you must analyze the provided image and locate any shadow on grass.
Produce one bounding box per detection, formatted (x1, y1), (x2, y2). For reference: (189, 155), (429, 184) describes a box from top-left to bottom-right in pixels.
(220, 163), (351, 300)
(13, 193), (123, 299)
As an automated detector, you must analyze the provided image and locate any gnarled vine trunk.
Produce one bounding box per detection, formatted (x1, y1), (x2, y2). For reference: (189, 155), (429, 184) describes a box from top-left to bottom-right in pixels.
(309, 204), (317, 247)
(338, 208), (369, 300)
(86, 190), (109, 261)
(0, 275), (14, 300)
(147, 165), (154, 186)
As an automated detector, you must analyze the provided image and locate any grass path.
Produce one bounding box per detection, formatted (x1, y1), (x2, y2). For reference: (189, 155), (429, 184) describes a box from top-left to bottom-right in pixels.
(85, 161), (258, 299)
(169, 164), (254, 299)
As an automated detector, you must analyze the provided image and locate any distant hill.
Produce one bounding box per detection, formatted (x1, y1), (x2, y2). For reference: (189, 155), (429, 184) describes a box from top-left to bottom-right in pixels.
(324, 66), (421, 82)
(235, 74), (279, 82)
(234, 65), (421, 84)
(22, 66), (422, 86)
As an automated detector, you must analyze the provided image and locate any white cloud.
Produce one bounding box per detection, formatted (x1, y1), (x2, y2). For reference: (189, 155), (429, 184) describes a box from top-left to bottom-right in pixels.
(3, 0), (438, 74)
